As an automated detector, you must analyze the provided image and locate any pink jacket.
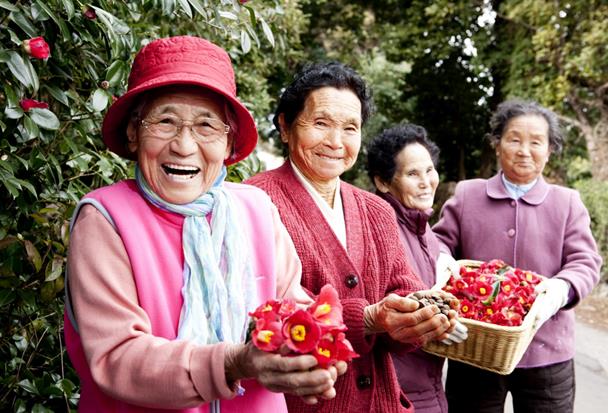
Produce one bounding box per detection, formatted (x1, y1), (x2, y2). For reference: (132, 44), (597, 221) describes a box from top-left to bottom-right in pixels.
(65, 180), (293, 412)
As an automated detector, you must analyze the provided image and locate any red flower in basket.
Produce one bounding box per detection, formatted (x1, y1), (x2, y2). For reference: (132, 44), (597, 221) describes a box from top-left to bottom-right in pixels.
(283, 309), (322, 353)
(470, 280), (494, 300)
(459, 299), (477, 318)
(442, 260), (541, 327)
(252, 318), (283, 352)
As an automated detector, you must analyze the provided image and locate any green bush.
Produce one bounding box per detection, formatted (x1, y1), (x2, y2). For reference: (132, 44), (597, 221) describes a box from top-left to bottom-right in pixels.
(574, 179), (608, 284)
(0, 1), (299, 411)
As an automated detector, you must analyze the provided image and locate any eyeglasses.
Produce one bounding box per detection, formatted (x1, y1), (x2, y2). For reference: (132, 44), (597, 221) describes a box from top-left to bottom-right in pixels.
(139, 116), (230, 143)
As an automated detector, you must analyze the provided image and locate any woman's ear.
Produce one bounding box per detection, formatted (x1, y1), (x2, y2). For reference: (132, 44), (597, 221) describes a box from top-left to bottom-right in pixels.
(126, 121), (139, 154)
(224, 134), (233, 161)
(373, 176), (390, 193)
(277, 114), (289, 143)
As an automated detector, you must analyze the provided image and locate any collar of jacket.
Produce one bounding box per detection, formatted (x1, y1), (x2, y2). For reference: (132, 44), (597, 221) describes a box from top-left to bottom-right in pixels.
(376, 191), (432, 236)
(486, 172), (550, 205)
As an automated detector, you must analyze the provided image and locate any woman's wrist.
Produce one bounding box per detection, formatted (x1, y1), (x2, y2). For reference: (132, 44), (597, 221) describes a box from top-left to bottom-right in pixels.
(363, 305), (381, 335)
(224, 343), (248, 383)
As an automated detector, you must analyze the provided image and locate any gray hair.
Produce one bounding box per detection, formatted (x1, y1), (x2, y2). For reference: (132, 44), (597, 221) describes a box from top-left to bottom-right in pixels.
(487, 99), (564, 153)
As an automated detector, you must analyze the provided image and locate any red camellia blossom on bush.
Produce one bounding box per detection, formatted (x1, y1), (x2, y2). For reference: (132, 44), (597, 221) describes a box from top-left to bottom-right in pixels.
(442, 259), (542, 326)
(20, 99), (49, 112)
(23, 37), (50, 59)
(83, 7), (97, 19)
(248, 284), (358, 366)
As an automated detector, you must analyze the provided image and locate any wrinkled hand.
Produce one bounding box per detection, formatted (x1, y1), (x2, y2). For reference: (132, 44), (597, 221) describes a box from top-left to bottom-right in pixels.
(364, 293), (452, 345)
(300, 361), (347, 405)
(440, 320), (468, 345)
(533, 278), (570, 330)
(225, 342), (344, 403)
(433, 253), (461, 290)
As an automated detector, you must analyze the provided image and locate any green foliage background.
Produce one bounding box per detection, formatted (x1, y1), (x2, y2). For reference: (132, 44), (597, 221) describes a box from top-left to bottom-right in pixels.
(0, 0), (606, 411)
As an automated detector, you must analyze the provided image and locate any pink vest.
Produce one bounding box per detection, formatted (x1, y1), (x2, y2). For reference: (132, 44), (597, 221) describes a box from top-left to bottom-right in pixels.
(64, 180), (287, 413)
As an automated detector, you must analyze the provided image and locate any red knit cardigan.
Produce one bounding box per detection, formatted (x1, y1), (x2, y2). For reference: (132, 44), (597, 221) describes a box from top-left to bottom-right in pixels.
(246, 162), (425, 413)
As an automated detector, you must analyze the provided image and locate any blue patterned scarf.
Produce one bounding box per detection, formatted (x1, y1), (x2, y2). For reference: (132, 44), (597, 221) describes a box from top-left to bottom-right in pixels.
(135, 165), (256, 345)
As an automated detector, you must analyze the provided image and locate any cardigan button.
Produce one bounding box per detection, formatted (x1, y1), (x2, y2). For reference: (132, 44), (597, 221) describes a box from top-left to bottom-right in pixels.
(510, 200), (516, 207)
(345, 274), (359, 288)
(507, 228), (515, 237)
(356, 375), (372, 389)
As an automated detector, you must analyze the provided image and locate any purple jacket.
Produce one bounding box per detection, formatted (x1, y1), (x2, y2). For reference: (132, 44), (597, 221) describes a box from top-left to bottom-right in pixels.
(379, 192), (447, 413)
(433, 173), (602, 367)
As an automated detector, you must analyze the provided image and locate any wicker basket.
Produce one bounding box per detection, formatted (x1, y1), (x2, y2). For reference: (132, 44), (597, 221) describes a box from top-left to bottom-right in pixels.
(422, 260), (544, 375)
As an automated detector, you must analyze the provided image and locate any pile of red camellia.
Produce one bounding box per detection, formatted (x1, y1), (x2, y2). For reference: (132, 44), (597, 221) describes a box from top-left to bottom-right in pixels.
(442, 259), (543, 326)
(248, 284), (358, 367)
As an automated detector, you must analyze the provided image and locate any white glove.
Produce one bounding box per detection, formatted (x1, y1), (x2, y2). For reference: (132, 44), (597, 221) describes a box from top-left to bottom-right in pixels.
(533, 278), (570, 330)
(441, 320), (468, 345)
(432, 253), (460, 290)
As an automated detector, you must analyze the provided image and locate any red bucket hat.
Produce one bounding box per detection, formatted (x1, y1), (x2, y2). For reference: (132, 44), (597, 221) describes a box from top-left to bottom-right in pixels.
(101, 36), (257, 165)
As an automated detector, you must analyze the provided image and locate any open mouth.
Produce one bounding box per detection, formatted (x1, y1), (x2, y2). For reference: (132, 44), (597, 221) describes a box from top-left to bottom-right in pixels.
(162, 164), (200, 179)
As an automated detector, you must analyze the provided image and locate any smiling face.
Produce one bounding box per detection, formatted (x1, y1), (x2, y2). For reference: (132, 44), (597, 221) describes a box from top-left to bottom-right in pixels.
(126, 87), (231, 204)
(496, 114), (550, 185)
(280, 87), (362, 187)
(375, 143), (439, 210)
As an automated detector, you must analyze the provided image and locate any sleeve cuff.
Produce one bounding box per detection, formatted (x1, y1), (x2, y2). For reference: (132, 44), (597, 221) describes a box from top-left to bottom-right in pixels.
(342, 298), (375, 355)
(190, 342), (238, 402)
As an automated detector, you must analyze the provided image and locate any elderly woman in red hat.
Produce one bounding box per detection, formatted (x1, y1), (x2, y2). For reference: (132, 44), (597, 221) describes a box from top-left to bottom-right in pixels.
(64, 36), (343, 413)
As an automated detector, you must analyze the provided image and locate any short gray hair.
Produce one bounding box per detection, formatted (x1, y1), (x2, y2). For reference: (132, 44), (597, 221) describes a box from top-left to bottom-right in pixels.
(487, 99), (564, 153)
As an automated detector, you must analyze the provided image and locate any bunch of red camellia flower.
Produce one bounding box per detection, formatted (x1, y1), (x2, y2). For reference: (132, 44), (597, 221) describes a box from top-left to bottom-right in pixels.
(248, 284), (358, 368)
(442, 259), (543, 327)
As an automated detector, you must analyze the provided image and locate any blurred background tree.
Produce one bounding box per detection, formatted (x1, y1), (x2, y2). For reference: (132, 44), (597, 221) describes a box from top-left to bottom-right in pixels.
(1, 0), (606, 411)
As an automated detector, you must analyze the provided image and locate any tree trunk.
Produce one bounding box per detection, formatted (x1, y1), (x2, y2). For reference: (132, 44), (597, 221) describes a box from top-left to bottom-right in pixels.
(566, 94), (608, 181)
(587, 119), (608, 181)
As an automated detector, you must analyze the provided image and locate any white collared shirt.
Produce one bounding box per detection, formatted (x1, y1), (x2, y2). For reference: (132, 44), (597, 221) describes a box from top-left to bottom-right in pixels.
(290, 160), (347, 248)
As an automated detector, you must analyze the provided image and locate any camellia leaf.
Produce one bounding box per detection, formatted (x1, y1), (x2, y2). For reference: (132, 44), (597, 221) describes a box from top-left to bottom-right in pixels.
(5, 106), (24, 119)
(105, 60), (127, 87)
(23, 240), (42, 272)
(45, 256), (63, 282)
(0, 289), (17, 307)
(188, 0), (207, 18)
(5, 51), (34, 90)
(0, 1), (19, 12)
(23, 115), (40, 138)
(240, 29), (251, 54)
(176, 0), (192, 18)
(218, 10), (238, 20)
(35, 0), (70, 41)
(9, 11), (38, 38)
(43, 84), (69, 106)
(260, 18), (275, 48)
(23, 54), (40, 93)
(61, 0), (75, 19)
(29, 108), (60, 130)
(4, 84), (19, 106)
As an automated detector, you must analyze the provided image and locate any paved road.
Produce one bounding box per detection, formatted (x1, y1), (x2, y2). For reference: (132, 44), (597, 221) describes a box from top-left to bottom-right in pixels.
(504, 320), (608, 412)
